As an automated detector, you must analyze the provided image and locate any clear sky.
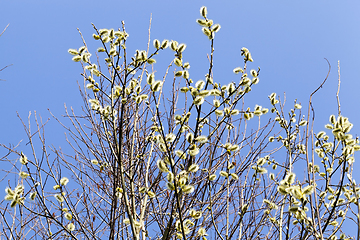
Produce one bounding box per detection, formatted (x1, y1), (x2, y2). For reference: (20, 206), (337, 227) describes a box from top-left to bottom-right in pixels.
(1, 0), (360, 237)
(1, 1), (359, 145)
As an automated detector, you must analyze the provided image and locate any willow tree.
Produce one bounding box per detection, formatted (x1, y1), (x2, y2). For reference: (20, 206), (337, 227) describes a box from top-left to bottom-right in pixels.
(1, 6), (359, 240)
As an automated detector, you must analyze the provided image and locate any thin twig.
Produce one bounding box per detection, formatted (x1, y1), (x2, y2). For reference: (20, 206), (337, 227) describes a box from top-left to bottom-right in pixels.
(336, 60), (341, 116)
(0, 23), (9, 37)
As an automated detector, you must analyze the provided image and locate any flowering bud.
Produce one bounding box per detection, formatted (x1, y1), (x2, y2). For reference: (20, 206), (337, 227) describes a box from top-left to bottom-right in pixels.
(161, 39), (169, 49)
(202, 27), (211, 37)
(68, 49), (78, 55)
(175, 71), (183, 77)
(220, 171), (228, 178)
(233, 67), (243, 74)
(92, 34), (101, 40)
(153, 39), (160, 49)
(174, 58), (182, 67)
(200, 6), (207, 18)
(72, 55), (82, 62)
(177, 43), (187, 53)
(60, 177), (69, 186)
(147, 58), (156, 64)
(196, 19), (207, 27)
(186, 133), (194, 143)
(209, 174), (217, 181)
(188, 164), (199, 172)
(182, 185), (194, 194)
(170, 40), (178, 51)
(147, 73), (155, 85)
(193, 96), (204, 105)
(212, 24), (221, 33)
(151, 81), (162, 92)
(157, 159), (169, 172)
(19, 153), (28, 165)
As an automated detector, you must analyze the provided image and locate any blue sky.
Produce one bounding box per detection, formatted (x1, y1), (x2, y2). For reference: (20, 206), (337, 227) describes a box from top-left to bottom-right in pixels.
(1, 1), (359, 146)
(1, 0), (360, 237)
